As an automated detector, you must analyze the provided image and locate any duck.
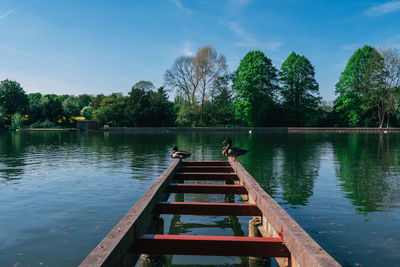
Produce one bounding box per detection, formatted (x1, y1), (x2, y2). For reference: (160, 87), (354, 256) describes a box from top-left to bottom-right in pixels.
(170, 146), (191, 159)
(222, 137), (249, 161)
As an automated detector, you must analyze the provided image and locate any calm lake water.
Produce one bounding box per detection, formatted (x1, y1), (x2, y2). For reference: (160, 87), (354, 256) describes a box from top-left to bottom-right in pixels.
(0, 131), (399, 267)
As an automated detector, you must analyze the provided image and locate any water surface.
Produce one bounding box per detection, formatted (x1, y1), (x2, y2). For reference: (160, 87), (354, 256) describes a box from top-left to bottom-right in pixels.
(0, 131), (399, 266)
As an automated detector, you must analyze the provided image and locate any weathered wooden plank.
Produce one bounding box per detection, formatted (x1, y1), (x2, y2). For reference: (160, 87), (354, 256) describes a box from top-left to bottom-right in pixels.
(181, 161), (230, 166)
(79, 159), (181, 267)
(167, 183), (248, 194)
(174, 172), (238, 181)
(129, 234), (290, 257)
(179, 166), (234, 172)
(155, 202), (262, 216)
(229, 159), (341, 267)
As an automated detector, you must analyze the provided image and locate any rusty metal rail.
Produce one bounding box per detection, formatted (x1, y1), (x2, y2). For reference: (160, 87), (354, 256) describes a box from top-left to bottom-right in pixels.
(80, 159), (341, 267)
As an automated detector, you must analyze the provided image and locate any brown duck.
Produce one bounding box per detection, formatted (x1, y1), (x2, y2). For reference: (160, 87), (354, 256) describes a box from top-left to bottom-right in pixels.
(222, 138), (249, 161)
(170, 146), (191, 159)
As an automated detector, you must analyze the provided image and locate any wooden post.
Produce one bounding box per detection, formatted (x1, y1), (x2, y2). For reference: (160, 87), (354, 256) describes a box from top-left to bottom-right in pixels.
(141, 216), (166, 267)
(249, 217), (271, 267)
(225, 179), (235, 203)
(259, 216), (289, 267)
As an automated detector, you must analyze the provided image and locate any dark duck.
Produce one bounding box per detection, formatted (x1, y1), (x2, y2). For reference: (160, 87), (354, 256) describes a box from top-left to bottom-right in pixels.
(222, 137), (249, 161)
(170, 146), (191, 159)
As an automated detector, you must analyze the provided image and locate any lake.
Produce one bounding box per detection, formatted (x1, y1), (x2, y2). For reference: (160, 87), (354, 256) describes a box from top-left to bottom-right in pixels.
(0, 131), (399, 267)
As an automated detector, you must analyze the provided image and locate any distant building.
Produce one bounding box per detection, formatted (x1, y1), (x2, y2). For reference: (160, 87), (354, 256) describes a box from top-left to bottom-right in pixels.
(76, 120), (99, 131)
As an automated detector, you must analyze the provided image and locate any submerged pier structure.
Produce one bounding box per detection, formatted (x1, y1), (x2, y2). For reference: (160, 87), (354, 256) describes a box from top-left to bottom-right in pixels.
(80, 159), (341, 267)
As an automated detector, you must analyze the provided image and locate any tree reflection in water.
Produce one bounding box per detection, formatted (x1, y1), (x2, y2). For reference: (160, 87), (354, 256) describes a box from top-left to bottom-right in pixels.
(333, 133), (400, 213)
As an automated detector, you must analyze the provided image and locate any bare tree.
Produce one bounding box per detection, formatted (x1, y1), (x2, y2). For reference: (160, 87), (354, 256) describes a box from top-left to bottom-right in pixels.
(164, 46), (227, 125)
(193, 46), (227, 125)
(164, 56), (199, 106)
(377, 47), (400, 127)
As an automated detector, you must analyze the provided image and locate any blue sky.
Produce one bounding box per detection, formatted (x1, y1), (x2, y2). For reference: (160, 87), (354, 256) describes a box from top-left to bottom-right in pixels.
(1, 0), (400, 101)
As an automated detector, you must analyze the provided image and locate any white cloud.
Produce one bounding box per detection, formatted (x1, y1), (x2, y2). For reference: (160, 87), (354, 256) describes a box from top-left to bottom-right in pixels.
(0, 7), (19, 20)
(365, 1), (400, 16)
(182, 42), (195, 56)
(234, 41), (283, 51)
(220, 18), (283, 51)
(170, 0), (192, 14)
(0, 46), (26, 56)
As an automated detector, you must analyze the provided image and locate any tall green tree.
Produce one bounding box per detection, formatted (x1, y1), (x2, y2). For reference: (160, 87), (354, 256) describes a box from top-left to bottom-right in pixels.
(41, 94), (64, 124)
(92, 93), (129, 126)
(232, 50), (279, 126)
(334, 45), (384, 126)
(0, 79), (28, 117)
(279, 52), (320, 125)
(62, 97), (81, 118)
(77, 94), (94, 109)
(207, 74), (235, 126)
(91, 94), (104, 110)
(127, 81), (152, 126)
(148, 87), (176, 126)
(27, 93), (44, 125)
(0, 105), (5, 129)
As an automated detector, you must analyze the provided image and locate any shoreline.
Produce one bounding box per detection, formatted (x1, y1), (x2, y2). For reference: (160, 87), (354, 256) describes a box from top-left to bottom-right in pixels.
(109, 127), (400, 133)
(2, 127), (400, 133)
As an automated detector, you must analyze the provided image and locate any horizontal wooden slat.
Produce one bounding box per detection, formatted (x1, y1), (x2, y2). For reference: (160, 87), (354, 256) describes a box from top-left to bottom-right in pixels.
(179, 166), (234, 172)
(174, 172), (238, 181)
(167, 183), (247, 194)
(182, 161), (230, 166)
(229, 159), (341, 267)
(79, 159), (181, 267)
(129, 234), (289, 257)
(155, 202), (261, 216)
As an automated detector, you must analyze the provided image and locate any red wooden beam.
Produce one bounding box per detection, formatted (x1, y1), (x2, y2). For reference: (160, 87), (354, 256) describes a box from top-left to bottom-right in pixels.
(155, 202), (262, 216)
(129, 234), (289, 257)
(179, 166), (234, 173)
(174, 172), (238, 181)
(182, 161), (230, 166)
(167, 183), (248, 194)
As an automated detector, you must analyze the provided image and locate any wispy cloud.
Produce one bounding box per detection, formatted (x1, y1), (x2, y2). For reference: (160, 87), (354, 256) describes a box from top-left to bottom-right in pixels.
(182, 42), (195, 56)
(341, 43), (362, 51)
(365, 1), (400, 16)
(220, 18), (283, 51)
(0, 7), (19, 20)
(234, 41), (283, 51)
(221, 20), (248, 39)
(0, 45), (27, 56)
(170, 0), (192, 14)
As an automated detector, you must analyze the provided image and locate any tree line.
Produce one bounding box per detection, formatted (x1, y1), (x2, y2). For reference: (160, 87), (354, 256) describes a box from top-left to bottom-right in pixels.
(1, 45), (399, 129)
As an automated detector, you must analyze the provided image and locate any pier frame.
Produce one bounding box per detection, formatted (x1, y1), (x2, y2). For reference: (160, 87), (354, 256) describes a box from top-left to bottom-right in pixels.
(80, 159), (341, 267)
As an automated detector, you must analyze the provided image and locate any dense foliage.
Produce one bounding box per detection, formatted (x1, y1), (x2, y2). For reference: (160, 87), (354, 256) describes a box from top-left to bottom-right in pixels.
(335, 45), (382, 126)
(280, 52), (320, 126)
(1, 44), (399, 130)
(232, 50), (279, 126)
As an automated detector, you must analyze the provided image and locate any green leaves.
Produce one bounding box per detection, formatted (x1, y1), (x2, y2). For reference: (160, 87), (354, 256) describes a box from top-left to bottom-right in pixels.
(232, 50), (279, 126)
(0, 80), (28, 117)
(334, 45), (386, 126)
(279, 52), (320, 125)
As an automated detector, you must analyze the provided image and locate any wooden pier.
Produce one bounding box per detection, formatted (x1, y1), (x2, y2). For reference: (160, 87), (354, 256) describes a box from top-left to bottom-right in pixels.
(80, 159), (341, 267)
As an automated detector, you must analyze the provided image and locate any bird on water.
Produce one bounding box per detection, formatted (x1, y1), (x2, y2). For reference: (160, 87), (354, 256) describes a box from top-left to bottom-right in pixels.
(170, 146), (191, 159)
(222, 137), (249, 161)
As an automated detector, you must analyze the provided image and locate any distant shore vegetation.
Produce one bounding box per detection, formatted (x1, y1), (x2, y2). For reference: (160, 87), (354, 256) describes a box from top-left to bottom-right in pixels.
(1, 45), (399, 130)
